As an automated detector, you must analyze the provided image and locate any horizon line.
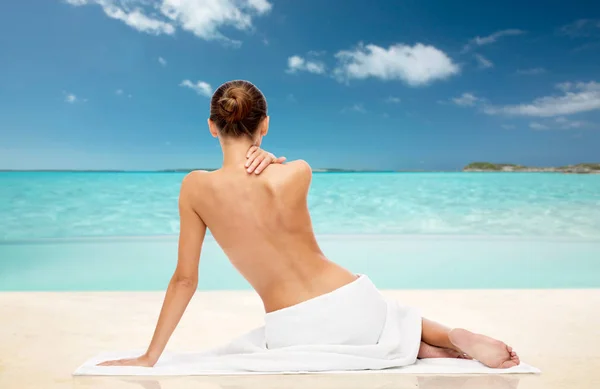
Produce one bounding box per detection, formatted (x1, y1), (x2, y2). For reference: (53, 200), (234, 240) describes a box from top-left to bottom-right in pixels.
(0, 168), (461, 173)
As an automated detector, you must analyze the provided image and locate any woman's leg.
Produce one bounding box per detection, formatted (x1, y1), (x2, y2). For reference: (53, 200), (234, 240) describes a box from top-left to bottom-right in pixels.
(417, 341), (466, 359)
(421, 318), (455, 350)
(420, 318), (521, 368)
(417, 319), (470, 359)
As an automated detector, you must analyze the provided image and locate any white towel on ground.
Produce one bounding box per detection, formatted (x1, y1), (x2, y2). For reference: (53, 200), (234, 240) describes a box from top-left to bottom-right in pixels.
(73, 276), (540, 376)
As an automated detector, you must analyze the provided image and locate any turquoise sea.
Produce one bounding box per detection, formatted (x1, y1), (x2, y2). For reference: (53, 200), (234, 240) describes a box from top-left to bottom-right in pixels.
(1, 172), (599, 290)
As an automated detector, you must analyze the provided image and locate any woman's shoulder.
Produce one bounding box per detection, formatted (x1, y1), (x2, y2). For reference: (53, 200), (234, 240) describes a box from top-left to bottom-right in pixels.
(178, 170), (213, 194)
(286, 159), (312, 173)
(278, 159), (311, 178)
(260, 160), (313, 197)
(181, 169), (210, 183)
(267, 159), (312, 181)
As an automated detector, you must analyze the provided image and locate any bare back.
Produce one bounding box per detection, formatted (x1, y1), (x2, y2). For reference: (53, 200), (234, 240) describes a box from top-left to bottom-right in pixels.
(186, 161), (356, 312)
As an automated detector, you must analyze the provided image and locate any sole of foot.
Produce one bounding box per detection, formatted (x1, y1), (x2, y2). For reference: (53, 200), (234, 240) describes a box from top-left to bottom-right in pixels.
(448, 328), (520, 368)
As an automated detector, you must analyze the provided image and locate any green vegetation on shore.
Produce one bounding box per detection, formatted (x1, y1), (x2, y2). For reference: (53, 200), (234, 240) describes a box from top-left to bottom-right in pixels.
(463, 162), (600, 174)
(464, 162), (525, 171)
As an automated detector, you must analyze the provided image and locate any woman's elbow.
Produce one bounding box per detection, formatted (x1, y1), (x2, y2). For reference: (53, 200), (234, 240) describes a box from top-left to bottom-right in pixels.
(172, 275), (198, 289)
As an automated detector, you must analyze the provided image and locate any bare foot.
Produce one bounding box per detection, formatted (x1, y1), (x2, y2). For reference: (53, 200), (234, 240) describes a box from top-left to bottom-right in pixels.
(418, 341), (470, 359)
(448, 328), (520, 368)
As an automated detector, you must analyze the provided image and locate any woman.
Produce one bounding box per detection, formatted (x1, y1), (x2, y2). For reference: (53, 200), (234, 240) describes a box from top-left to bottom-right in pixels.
(99, 80), (520, 371)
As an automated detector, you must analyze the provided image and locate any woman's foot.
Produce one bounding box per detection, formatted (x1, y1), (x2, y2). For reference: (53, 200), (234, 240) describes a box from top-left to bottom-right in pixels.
(448, 328), (520, 368)
(418, 341), (471, 359)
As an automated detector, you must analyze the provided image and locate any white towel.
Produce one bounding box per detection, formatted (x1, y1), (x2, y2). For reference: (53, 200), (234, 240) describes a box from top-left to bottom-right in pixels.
(73, 276), (540, 376)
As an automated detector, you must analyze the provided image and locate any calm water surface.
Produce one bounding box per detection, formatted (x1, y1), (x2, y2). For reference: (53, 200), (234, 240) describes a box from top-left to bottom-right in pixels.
(1, 172), (599, 290)
(1, 172), (599, 240)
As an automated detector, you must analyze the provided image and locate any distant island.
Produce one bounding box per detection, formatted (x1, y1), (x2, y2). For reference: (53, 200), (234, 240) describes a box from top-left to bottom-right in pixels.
(463, 162), (600, 174)
(2, 164), (599, 174)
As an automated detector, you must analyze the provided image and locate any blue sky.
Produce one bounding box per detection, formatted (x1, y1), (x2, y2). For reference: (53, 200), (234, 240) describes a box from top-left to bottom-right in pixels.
(1, 0), (599, 170)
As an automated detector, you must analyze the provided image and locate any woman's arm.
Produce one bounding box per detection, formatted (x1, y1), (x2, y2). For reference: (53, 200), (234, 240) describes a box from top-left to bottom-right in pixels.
(98, 172), (206, 367)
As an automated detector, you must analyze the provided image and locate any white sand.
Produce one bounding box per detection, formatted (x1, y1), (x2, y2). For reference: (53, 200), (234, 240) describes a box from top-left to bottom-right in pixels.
(1, 289), (599, 389)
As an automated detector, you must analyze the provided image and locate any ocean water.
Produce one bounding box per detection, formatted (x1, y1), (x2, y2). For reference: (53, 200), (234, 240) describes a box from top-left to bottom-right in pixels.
(1, 172), (599, 290)
(1, 172), (600, 240)
(2, 235), (599, 290)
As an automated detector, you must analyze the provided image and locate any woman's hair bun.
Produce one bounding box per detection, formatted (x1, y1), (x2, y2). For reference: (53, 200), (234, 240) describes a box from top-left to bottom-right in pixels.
(217, 86), (252, 123)
(209, 80), (268, 138)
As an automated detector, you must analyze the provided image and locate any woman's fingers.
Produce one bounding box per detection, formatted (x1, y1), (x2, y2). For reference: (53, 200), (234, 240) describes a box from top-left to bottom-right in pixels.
(254, 157), (273, 175)
(97, 359), (122, 366)
(247, 155), (265, 173)
(245, 148), (260, 167)
(246, 145), (258, 158)
(246, 148), (285, 174)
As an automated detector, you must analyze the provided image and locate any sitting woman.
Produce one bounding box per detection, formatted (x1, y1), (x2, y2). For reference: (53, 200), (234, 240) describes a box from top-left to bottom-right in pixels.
(99, 80), (520, 371)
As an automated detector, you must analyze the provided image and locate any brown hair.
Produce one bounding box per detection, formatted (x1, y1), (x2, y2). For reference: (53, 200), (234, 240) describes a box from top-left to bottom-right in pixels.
(209, 80), (267, 138)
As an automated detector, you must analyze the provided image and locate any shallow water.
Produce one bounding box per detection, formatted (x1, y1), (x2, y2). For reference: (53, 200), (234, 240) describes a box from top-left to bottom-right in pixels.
(1, 172), (600, 240)
(1, 235), (599, 290)
(2, 172), (599, 291)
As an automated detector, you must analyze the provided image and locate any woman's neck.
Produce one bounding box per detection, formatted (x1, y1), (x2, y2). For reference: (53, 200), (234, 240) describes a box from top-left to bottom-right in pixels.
(220, 137), (257, 169)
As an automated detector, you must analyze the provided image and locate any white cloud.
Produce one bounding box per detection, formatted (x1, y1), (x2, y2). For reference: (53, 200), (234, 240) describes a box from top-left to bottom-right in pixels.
(63, 91), (87, 103)
(286, 55), (326, 74)
(474, 54), (493, 69)
(559, 19), (600, 38)
(517, 68), (546, 75)
(64, 0), (273, 45)
(160, 0), (271, 44)
(180, 79), (212, 97)
(342, 103), (367, 114)
(158, 56), (167, 66)
(104, 4), (175, 35)
(334, 43), (459, 86)
(554, 116), (587, 129)
(555, 82), (573, 92)
(116, 89), (131, 97)
(529, 122), (549, 130)
(307, 50), (326, 57)
(462, 29), (525, 52)
(484, 81), (600, 117)
(560, 81), (600, 92)
(385, 96), (401, 104)
(65, 94), (78, 103)
(555, 116), (568, 123)
(563, 121), (587, 129)
(452, 92), (480, 107)
(246, 0), (271, 13)
(529, 117), (588, 131)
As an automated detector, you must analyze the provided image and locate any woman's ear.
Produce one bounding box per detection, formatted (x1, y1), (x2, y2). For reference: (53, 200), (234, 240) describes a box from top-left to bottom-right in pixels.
(261, 116), (270, 137)
(208, 118), (219, 138)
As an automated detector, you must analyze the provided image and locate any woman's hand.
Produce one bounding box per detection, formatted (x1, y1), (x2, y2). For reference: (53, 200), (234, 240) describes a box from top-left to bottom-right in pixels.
(246, 146), (286, 175)
(97, 353), (156, 367)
